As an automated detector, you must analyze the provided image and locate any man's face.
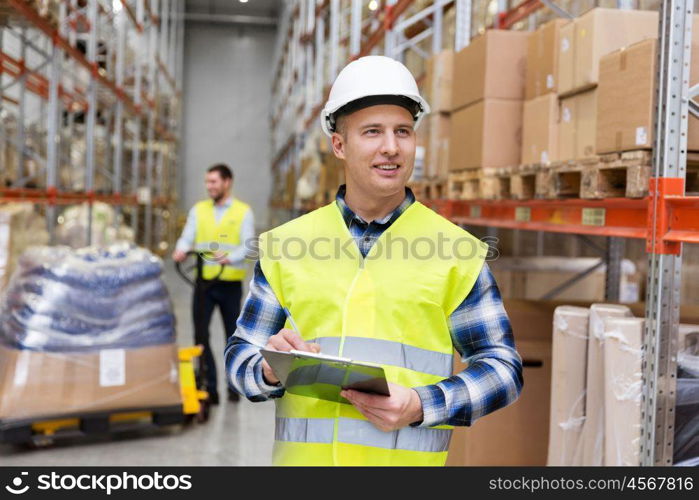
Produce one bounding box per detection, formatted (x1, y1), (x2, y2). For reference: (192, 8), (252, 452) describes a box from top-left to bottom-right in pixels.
(331, 104), (416, 199)
(205, 171), (230, 202)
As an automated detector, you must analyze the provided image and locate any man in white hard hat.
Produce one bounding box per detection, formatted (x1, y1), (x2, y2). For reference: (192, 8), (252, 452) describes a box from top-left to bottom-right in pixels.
(225, 56), (522, 466)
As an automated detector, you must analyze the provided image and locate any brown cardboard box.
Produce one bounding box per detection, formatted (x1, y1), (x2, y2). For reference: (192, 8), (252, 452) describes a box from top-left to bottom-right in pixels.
(522, 93), (559, 165)
(596, 38), (699, 154)
(424, 113), (451, 179)
(0, 343), (182, 422)
(425, 50), (453, 113)
(558, 89), (598, 161)
(603, 316), (644, 466)
(446, 299), (554, 466)
(558, 21), (575, 98)
(580, 304), (633, 466)
(557, 8), (659, 96)
(451, 30), (528, 112)
(526, 19), (569, 100)
(548, 306), (589, 466)
(449, 99), (523, 171)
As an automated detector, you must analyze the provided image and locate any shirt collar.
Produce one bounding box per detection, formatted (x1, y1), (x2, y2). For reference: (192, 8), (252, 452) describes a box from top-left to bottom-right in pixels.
(212, 196), (233, 208)
(335, 184), (415, 227)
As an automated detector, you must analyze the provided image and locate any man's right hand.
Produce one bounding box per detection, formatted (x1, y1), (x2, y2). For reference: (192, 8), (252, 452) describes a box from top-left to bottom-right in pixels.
(261, 329), (321, 385)
(172, 249), (187, 263)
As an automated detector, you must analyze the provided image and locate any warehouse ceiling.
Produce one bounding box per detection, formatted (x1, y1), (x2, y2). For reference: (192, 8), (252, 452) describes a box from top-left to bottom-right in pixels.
(185, 0), (281, 21)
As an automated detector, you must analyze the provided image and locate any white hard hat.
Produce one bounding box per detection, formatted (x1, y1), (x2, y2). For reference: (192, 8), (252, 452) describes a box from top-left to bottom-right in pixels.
(320, 55), (430, 137)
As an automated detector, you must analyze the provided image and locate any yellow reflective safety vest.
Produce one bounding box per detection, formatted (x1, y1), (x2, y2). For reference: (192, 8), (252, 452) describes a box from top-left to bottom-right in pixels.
(194, 198), (250, 281)
(259, 200), (488, 466)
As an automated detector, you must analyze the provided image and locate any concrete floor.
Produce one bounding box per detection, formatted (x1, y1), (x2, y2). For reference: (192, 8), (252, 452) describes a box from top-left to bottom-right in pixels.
(0, 261), (275, 466)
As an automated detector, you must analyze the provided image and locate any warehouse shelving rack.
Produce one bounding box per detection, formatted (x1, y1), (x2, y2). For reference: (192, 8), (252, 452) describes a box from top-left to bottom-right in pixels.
(269, 0), (699, 466)
(0, 0), (185, 253)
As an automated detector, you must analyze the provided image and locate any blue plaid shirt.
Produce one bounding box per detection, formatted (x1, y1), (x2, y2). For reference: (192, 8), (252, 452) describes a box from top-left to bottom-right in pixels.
(224, 185), (523, 427)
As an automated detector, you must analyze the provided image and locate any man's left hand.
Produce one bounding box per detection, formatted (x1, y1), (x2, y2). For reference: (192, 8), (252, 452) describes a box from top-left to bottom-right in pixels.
(210, 251), (230, 266)
(341, 383), (423, 432)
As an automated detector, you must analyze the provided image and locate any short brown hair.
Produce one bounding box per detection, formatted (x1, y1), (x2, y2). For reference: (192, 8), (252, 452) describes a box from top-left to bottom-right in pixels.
(207, 163), (233, 181)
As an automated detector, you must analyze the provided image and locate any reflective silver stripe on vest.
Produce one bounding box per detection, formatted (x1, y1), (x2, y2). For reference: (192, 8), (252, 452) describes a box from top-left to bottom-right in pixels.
(275, 417), (451, 453)
(194, 242), (240, 253)
(309, 336), (452, 378)
(275, 417), (335, 443)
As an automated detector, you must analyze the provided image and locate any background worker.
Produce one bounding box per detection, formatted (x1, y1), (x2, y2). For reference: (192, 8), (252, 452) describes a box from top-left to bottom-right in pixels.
(225, 56), (523, 465)
(173, 163), (254, 405)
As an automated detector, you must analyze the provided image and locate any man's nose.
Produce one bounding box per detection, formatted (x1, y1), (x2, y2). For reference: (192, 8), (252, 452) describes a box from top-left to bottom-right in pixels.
(380, 132), (399, 156)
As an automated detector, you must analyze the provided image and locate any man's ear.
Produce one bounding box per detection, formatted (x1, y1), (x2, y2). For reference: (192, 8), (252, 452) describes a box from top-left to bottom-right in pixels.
(331, 132), (346, 160)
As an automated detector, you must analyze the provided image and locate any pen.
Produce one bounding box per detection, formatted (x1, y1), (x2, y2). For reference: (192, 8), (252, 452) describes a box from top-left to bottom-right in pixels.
(282, 307), (302, 336)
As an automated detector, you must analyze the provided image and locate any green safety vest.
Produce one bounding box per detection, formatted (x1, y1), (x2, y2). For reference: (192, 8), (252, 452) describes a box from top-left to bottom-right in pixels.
(259, 200), (487, 466)
(194, 198), (250, 281)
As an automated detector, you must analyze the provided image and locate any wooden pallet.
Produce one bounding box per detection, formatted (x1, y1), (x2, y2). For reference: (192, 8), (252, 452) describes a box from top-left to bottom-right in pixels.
(411, 177), (447, 200)
(447, 168), (484, 200)
(480, 167), (513, 200)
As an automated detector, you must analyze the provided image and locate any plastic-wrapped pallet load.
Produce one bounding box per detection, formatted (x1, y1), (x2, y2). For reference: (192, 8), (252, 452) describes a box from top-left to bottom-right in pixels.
(0, 203), (49, 291)
(580, 304), (632, 466)
(547, 306), (589, 466)
(603, 316), (644, 466)
(675, 329), (699, 465)
(0, 243), (181, 423)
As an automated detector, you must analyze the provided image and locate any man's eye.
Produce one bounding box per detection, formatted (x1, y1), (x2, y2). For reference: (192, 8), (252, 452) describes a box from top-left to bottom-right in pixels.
(396, 129), (410, 136)
(365, 129), (380, 135)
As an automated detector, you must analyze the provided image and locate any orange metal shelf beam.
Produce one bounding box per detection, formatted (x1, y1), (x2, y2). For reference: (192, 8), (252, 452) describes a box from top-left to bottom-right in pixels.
(0, 188), (141, 206)
(419, 194), (699, 245)
(496, 0), (544, 29)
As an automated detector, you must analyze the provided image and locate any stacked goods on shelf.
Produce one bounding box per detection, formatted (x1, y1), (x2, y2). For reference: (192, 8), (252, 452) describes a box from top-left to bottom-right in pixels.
(423, 50), (453, 182)
(0, 244), (182, 423)
(56, 202), (134, 249)
(448, 30), (527, 200)
(675, 329), (699, 465)
(0, 203), (49, 291)
(596, 34), (699, 197)
(0, 116), (18, 187)
(521, 20), (567, 171)
(555, 8), (658, 164)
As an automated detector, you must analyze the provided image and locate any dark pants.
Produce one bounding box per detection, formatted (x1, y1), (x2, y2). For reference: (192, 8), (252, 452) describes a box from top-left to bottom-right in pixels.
(192, 279), (242, 397)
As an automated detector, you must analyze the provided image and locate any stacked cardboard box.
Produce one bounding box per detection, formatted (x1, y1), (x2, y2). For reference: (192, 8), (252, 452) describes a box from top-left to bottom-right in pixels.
(423, 50), (453, 181)
(554, 8), (658, 162)
(0, 343), (183, 422)
(521, 20), (567, 165)
(448, 30), (527, 173)
(596, 37), (699, 154)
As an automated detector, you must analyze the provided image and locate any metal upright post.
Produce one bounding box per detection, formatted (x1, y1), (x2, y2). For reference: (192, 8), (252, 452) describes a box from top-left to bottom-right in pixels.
(113, 5), (126, 229)
(144, 0), (158, 250)
(46, 3), (66, 244)
(641, 0), (692, 466)
(17, 27), (27, 185)
(385, 0), (397, 58)
(455, 0), (471, 51)
(350, 0), (361, 57)
(432, 0), (444, 54)
(85, 0), (99, 246)
(314, 11), (325, 105)
(132, 0), (145, 242)
(329, 0), (340, 79)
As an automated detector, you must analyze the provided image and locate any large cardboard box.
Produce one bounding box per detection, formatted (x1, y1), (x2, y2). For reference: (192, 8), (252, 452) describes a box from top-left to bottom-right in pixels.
(451, 30), (528, 112)
(558, 89), (598, 161)
(0, 343), (182, 422)
(425, 50), (453, 113)
(526, 19), (569, 100)
(424, 113), (451, 179)
(596, 38), (699, 154)
(446, 299), (554, 466)
(522, 93), (559, 165)
(603, 316), (644, 466)
(547, 306), (589, 466)
(557, 8), (659, 96)
(449, 99), (523, 171)
(580, 304), (633, 466)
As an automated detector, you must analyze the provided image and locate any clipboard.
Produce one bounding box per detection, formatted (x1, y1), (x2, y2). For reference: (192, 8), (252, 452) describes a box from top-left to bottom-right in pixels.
(260, 348), (391, 404)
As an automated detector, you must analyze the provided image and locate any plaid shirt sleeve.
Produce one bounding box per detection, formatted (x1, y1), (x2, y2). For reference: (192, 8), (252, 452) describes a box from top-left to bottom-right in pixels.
(224, 261), (287, 401)
(412, 262), (524, 428)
